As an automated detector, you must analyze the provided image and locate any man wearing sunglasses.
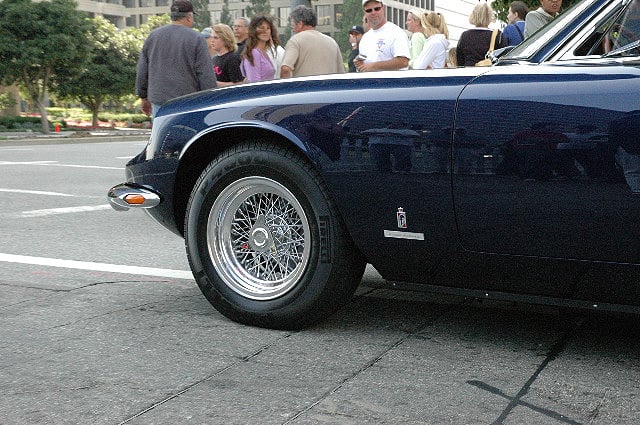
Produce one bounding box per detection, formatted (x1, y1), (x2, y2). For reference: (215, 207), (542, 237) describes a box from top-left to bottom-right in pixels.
(354, 0), (410, 72)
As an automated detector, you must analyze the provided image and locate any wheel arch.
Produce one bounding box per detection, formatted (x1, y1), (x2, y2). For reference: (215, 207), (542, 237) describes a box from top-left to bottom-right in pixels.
(172, 124), (315, 238)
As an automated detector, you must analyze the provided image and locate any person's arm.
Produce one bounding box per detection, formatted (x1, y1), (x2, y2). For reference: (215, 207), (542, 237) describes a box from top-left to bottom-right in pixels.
(280, 39), (296, 79)
(280, 65), (293, 78)
(335, 48), (346, 73)
(241, 57), (258, 82)
(414, 39), (438, 70)
(355, 56), (408, 72)
(135, 45), (149, 115)
(140, 98), (152, 117)
(195, 38), (217, 90)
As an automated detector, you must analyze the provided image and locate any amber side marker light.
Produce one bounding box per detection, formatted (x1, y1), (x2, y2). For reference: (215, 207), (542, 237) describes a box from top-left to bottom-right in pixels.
(124, 194), (146, 205)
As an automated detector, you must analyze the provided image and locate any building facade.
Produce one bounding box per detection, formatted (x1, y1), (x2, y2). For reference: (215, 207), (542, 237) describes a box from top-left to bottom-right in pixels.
(72, 0), (481, 46)
(223, 0), (483, 46)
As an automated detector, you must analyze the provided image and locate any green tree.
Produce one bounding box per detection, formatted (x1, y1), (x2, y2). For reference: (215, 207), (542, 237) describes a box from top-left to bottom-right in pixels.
(220, 0), (233, 27)
(245, 0), (272, 18)
(0, 91), (16, 110)
(0, 0), (91, 133)
(335, 0), (363, 60)
(133, 14), (172, 42)
(54, 17), (139, 127)
(192, 0), (211, 29)
(491, 0), (580, 22)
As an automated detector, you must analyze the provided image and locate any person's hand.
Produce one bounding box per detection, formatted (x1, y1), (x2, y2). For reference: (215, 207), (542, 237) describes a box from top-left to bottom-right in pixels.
(354, 60), (374, 72)
(141, 98), (152, 117)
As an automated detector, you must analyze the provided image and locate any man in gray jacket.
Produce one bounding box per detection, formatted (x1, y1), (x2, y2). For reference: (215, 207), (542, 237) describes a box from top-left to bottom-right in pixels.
(136, 0), (217, 117)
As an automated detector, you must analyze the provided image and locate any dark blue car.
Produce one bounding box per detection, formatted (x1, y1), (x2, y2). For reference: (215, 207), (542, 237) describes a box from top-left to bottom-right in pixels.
(109, 0), (640, 329)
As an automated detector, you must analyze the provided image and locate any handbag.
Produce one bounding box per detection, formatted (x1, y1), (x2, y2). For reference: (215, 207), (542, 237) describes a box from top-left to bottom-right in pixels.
(475, 29), (499, 67)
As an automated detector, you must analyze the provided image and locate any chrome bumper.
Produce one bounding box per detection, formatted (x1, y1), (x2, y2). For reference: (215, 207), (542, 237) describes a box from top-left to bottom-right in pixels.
(107, 183), (161, 211)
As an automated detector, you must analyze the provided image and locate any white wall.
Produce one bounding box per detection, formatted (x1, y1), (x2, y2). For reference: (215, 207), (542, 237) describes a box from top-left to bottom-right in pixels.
(435, 0), (477, 46)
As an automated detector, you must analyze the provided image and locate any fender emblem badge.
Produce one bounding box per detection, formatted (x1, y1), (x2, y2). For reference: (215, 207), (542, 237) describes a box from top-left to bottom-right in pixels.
(397, 207), (407, 229)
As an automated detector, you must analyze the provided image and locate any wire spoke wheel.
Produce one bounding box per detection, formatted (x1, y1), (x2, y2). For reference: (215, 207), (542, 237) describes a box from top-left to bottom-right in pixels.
(186, 143), (366, 329)
(208, 177), (311, 300)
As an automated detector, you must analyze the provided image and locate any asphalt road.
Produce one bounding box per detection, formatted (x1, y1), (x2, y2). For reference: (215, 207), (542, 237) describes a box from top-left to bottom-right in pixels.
(1, 138), (639, 424)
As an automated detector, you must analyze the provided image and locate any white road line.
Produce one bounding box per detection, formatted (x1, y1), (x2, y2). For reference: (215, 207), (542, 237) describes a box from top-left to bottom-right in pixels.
(46, 163), (123, 170)
(0, 188), (75, 197)
(0, 160), (122, 170)
(0, 160), (56, 165)
(0, 148), (34, 151)
(20, 205), (112, 217)
(0, 253), (193, 280)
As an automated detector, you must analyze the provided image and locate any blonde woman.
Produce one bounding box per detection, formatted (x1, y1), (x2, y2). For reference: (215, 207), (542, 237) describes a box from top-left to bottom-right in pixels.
(413, 12), (450, 69)
(210, 24), (243, 87)
(406, 8), (426, 69)
(456, 2), (507, 66)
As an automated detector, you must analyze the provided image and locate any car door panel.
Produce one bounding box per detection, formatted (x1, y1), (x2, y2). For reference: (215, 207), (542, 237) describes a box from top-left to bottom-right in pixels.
(453, 65), (640, 265)
(317, 73), (475, 283)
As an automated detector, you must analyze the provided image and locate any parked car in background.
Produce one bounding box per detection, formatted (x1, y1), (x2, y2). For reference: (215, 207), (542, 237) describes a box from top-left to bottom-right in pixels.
(109, 0), (640, 329)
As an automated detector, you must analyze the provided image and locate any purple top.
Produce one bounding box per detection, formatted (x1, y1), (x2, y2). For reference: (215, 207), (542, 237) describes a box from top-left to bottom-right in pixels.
(240, 48), (275, 82)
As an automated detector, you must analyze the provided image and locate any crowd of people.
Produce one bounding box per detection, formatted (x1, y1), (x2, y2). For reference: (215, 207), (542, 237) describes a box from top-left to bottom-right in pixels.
(136, 0), (562, 117)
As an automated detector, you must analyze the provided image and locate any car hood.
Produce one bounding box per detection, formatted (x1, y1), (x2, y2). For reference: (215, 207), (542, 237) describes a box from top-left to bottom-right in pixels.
(157, 68), (489, 118)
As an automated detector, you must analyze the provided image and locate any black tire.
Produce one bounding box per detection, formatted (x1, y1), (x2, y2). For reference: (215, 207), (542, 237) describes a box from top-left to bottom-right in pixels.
(185, 142), (366, 329)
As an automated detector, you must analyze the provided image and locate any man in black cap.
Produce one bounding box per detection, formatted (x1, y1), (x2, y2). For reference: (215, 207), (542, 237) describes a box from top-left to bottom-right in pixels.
(347, 24), (365, 73)
(136, 0), (217, 117)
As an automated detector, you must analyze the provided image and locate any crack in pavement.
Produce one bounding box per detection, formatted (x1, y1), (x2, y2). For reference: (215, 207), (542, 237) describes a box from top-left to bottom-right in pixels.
(117, 334), (295, 425)
(0, 280), (172, 293)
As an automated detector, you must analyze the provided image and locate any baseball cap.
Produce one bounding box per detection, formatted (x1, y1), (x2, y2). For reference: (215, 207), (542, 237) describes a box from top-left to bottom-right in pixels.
(201, 27), (212, 38)
(349, 25), (364, 35)
(170, 0), (197, 15)
(362, 0), (383, 6)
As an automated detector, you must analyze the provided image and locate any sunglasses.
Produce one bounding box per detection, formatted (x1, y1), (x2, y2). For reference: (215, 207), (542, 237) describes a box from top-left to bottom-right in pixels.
(364, 6), (382, 13)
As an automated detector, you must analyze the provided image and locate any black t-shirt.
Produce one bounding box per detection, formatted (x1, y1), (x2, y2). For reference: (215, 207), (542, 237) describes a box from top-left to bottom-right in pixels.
(213, 51), (243, 83)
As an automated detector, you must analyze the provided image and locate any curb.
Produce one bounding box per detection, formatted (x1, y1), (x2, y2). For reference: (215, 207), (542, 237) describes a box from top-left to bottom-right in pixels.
(0, 133), (150, 146)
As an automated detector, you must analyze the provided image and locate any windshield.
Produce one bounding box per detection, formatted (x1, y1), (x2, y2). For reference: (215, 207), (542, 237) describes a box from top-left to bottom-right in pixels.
(505, 0), (600, 60)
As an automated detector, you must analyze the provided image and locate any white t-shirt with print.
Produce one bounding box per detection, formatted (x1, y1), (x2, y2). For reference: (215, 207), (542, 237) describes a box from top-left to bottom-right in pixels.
(359, 22), (410, 70)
